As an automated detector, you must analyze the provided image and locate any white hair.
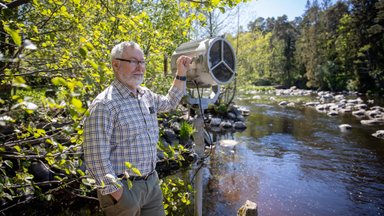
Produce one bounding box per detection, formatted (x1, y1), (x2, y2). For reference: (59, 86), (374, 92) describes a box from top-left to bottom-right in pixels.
(110, 41), (141, 60)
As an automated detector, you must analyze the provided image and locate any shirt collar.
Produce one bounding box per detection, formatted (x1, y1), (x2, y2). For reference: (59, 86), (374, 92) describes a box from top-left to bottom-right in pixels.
(112, 79), (145, 98)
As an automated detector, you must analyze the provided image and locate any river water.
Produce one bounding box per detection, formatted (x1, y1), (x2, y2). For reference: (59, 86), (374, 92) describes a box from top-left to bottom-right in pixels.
(202, 98), (384, 216)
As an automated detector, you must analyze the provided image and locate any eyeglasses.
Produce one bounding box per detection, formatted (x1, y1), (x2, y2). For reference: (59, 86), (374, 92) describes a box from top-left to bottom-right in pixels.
(115, 58), (146, 67)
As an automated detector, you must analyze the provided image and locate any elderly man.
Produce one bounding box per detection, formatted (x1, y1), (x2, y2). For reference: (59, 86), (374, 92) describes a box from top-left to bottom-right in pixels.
(83, 41), (191, 216)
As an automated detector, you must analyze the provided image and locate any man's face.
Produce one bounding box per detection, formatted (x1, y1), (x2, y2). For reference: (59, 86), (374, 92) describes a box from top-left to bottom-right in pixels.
(113, 46), (146, 90)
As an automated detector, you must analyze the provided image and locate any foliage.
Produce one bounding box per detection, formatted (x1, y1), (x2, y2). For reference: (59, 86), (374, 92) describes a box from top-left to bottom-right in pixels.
(157, 141), (189, 163)
(179, 121), (195, 144)
(232, 0), (384, 93)
(161, 176), (193, 216)
(0, 0), (245, 213)
(252, 78), (273, 86)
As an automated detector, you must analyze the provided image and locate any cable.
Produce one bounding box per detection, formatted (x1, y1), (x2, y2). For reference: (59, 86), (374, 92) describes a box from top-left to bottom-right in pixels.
(189, 81), (215, 184)
(193, 80), (205, 119)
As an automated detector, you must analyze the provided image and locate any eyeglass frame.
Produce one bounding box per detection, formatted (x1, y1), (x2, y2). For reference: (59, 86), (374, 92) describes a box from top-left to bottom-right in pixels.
(115, 58), (146, 67)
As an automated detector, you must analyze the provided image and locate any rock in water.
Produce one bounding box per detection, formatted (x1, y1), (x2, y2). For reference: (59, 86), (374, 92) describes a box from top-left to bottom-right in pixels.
(234, 121), (247, 130)
(372, 130), (384, 139)
(338, 124), (352, 132)
(237, 200), (258, 216)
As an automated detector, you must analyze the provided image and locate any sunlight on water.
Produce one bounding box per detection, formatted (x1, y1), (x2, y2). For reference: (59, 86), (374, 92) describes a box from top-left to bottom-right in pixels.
(203, 99), (384, 216)
(219, 139), (239, 147)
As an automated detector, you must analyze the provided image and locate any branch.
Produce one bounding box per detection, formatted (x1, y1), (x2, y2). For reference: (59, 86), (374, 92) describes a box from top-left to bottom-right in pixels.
(0, 177), (83, 213)
(0, 144), (83, 160)
(3, 130), (63, 147)
(2, 0), (30, 10)
(64, 189), (98, 201)
(0, 67), (81, 77)
(9, 180), (61, 188)
(186, 0), (208, 4)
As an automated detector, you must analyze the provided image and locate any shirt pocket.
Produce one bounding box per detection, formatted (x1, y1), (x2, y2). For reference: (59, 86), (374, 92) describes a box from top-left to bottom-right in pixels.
(115, 111), (142, 138)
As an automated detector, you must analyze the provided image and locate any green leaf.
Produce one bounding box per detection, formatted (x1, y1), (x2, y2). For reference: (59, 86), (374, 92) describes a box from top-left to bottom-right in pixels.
(3, 192), (13, 201)
(77, 169), (85, 176)
(4, 25), (22, 46)
(124, 162), (132, 169)
(88, 60), (99, 70)
(132, 167), (142, 176)
(82, 178), (96, 186)
(79, 47), (87, 58)
(4, 160), (13, 168)
(51, 77), (67, 86)
(12, 77), (29, 88)
(14, 146), (21, 153)
(127, 180), (133, 190)
(71, 97), (82, 109)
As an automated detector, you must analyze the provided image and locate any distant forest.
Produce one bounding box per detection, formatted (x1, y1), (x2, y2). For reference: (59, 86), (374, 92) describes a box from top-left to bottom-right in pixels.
(229, 0), (384, 94)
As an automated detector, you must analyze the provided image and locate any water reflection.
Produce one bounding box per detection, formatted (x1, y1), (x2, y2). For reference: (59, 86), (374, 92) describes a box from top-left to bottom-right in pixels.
(203, 99), (384, 215)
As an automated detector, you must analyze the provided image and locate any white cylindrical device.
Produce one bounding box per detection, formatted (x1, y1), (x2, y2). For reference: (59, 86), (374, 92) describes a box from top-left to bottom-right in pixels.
(171, 37), (236, 88)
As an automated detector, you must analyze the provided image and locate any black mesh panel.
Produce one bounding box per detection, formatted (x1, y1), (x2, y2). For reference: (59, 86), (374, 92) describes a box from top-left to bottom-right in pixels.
(212, 64), (233, 83)
(223, 42), (235, 70)
(209, 40), (221, 67)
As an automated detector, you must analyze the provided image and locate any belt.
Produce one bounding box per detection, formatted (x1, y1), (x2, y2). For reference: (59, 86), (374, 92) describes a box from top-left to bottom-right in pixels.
(118, 170), (155, 181)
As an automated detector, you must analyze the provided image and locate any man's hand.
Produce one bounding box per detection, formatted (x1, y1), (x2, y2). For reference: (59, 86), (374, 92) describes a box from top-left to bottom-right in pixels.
(176, 55), (192, 77)
(110, 188), (123, 203)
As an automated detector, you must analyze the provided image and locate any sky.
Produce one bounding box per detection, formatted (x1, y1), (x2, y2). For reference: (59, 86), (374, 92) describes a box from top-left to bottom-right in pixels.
(221, 0), (312, 33)
(222, 0), (336, 33)
(243, 0), (311, 21)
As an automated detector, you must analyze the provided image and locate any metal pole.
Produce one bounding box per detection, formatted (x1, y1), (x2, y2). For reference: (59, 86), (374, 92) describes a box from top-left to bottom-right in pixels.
(192, 110), (205, 216)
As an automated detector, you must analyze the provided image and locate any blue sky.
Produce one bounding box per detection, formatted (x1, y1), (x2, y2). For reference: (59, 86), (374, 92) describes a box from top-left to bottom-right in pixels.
(244, 0), (311, 21)
(221, 0), (312, 33)
(224, 0), (337, 32)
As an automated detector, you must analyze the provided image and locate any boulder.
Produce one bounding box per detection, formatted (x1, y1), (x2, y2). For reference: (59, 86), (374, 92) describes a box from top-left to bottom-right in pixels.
(365, 110), (382, 119)
(315, 104), (327, 113)
(237, 200), (258, 216)
(372, 130), (384, 139)
(227, 112), (237, 120)
(163, 128), (177, 144)
(339, 107), (353, 113)
(279, 101), (288, 106)
(327, 111), (339, 116)
(210, 118), (222, 127)
(305, 102), (320, 107)
(220, 121), (232, 129)
(29, 161), (52, 182)
(338, 124), (352, 131)
(234, 121), (247, 130)
(371, 106), (384, 112)
(170, 122), (181, 133)
(238, 107), (250, 116)
(352, 109), (366, 117)
(354, 104), (367, 110)
(334, 95), (344, 101)
(361, 118), (384, 125)
(236, 114), (245, 122)
(287, 102), (295, 107)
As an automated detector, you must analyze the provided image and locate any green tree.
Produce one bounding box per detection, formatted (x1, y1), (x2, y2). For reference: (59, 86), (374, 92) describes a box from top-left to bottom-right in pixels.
(0, 0), (245, 213)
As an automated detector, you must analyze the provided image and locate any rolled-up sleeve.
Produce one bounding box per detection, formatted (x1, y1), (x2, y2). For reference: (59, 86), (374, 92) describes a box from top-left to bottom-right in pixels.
(154, 85), (184, 113)
(83, 101), (123, 195)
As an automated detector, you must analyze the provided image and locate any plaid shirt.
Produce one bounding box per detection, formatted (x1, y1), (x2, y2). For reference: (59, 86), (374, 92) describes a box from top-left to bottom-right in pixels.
(83, 79), (184, 195)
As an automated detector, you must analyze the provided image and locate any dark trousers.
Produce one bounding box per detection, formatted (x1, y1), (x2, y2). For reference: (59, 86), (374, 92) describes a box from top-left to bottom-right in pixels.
(97, 171), (165, 216)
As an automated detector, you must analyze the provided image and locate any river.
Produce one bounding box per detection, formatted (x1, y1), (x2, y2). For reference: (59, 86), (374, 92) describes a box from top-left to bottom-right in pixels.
(202, 96), (384, 216)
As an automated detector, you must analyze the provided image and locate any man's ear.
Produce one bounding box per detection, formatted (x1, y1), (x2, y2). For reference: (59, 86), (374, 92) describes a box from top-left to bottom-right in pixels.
(112, 59), (120, 71)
